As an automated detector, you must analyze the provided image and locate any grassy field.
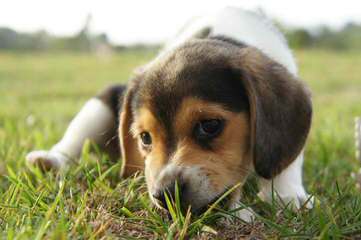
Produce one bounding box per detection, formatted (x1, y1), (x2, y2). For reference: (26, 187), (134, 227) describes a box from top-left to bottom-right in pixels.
(0, 49), (361, 239)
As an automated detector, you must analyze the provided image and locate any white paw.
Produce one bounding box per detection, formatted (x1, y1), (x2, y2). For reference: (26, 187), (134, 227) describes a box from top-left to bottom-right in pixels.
(26, 150), (68, 170)
(227, 202), (255, 223)
(258, 189), (314, 210)
(235, 207), (255, 223)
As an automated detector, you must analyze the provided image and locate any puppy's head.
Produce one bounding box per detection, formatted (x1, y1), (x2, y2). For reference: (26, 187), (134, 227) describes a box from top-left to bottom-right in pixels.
(119, 38), (312, 213)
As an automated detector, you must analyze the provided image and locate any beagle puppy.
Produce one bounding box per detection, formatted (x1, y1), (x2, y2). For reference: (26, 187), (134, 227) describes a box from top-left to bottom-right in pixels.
(26, 7), (313, 221)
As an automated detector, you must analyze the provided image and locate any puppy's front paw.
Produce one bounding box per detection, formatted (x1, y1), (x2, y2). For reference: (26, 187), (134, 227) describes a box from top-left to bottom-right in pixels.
(235, 208), (255, 223)
(258, 189), (314, 210)
(227, 202), (256, 223)
(26, 150), (68, 170)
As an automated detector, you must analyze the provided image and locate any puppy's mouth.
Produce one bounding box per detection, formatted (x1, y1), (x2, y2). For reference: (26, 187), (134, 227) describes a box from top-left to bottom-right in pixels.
(152, 187), (230, 217)
(193, 189), (230, 216)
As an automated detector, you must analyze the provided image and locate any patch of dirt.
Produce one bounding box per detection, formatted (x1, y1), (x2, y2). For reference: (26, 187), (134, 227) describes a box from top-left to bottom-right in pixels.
(195, 220), (266, 240)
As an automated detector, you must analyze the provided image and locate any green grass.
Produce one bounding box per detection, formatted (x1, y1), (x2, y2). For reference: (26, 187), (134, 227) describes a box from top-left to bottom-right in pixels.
(0, 49), (361, 239)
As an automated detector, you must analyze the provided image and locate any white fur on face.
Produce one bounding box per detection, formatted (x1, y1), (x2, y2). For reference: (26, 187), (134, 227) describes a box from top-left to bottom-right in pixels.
(26, 98), (115, 169)
(148, 163), (222, 211)
(147, 162), (257, 222)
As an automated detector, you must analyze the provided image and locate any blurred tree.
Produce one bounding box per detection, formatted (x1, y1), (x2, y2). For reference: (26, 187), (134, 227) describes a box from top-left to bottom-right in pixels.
(287, 28), (313, 49)
(0, 28), (18, 49)
(0, 28), (50, 51)
(71, 14), (92, 51)
(1, 17), (360, 52)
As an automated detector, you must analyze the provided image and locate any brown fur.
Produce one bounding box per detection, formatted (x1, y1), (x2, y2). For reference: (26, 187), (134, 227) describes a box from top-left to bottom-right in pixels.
(119, 83), (144, 177)
(129, 97), (252, 194)
(131, 107), (167, 187)
(173, 98), (252, 190)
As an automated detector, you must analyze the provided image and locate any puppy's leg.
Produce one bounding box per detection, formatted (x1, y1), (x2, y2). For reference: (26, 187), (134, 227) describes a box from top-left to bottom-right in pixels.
(258, 152), (314, 209)
(26, 85), (125, 169)
(225, 188), (255, 223)
(228, 202), (255, 223)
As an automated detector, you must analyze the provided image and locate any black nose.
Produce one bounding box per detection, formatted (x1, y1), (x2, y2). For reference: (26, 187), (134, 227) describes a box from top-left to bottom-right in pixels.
(152, 181), (186, 210)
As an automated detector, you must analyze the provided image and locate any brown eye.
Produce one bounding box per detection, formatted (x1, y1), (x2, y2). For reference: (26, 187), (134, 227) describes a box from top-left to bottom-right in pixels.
(194, 119), (224, 141)
(140, 132), (152, 146)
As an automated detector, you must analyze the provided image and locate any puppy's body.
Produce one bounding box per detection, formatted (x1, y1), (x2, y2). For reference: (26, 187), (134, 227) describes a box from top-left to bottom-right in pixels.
(27, 8), (313, 221)
(163, 7), (297, 75)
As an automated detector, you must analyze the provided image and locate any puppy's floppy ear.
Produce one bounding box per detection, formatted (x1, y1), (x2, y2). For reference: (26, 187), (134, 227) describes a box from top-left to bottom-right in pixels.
(119, 83), (144, 177)
(230, 47), (312, 179)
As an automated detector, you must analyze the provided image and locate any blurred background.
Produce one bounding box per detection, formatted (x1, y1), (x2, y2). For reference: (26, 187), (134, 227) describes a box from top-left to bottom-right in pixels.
(1, 0), (361, 52)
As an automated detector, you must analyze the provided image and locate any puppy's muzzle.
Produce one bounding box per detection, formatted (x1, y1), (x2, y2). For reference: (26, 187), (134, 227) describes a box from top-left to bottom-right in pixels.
(152, 179), (229, 216)
(151, 164), (226, 214)
(152, 180), (188, 211)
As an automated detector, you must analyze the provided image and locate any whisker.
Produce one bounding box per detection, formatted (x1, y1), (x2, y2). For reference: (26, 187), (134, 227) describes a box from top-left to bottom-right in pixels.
(105, 134), (118, 147)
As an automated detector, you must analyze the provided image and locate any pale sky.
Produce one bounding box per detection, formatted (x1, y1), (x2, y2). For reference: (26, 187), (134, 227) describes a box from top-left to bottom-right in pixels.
(0, 0), (360, 44)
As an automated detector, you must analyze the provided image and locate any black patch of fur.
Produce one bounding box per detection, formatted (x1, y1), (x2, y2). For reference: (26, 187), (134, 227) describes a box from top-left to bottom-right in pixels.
(96, 84), (127, 122)
(208, 35), (248, 49)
